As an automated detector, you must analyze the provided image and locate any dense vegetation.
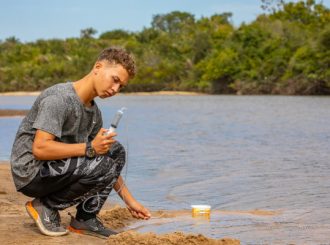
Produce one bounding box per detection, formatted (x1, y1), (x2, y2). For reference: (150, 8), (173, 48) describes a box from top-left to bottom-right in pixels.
(0, 0), (329, 94)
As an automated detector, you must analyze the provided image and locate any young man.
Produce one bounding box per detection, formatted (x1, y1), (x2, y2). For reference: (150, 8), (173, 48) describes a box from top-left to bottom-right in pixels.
(10, 47), (151, 238)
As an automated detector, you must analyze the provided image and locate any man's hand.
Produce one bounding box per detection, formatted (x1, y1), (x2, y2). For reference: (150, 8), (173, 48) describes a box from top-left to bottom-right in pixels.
(91, 128), (117, 155)
(127, 200), (151, 220)
(114, 176), (151, 220)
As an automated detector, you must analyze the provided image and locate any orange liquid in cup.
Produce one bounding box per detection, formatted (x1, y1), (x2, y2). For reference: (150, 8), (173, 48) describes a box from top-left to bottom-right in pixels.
(191, 205), (211, 218)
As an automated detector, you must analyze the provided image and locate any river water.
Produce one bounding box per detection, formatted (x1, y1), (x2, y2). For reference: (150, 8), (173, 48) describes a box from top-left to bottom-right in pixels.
(1, 94), (329, 244)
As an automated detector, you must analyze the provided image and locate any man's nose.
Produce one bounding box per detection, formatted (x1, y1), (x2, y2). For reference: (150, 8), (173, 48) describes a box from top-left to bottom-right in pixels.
(113, 83), (120, 93)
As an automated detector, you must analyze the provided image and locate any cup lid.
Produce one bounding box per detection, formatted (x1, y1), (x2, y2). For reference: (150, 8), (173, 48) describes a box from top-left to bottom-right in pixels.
(191, 205), (211, 209)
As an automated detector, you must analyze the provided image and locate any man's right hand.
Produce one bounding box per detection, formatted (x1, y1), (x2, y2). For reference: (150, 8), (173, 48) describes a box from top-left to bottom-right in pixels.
(91, 128), (117, 155)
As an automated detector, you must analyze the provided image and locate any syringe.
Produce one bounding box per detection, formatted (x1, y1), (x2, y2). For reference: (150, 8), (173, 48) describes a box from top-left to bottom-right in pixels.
(106, 107), (127, 134)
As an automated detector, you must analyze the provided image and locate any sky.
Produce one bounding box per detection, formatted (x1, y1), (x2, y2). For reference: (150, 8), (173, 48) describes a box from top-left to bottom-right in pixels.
(1, 0), (329, 42)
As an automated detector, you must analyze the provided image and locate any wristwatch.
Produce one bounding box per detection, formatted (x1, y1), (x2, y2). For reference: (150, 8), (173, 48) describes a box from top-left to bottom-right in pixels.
(85, 141), (96, 158)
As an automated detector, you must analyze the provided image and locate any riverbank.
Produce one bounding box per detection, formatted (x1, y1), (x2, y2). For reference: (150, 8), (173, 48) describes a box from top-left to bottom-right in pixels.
(0, 109), (29, 117)
(0, 163), (239, 245)
(0, 90), (203, 117)
(0, 91), (204, 96)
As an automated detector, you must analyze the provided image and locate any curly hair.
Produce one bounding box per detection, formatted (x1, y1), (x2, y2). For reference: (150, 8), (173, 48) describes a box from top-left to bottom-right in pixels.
(97, 47), (136, 78)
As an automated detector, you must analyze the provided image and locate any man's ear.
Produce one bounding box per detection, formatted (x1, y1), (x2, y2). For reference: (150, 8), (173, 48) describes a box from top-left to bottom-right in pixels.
(93, 61), (103, 75)
(94, 61), (103, 70)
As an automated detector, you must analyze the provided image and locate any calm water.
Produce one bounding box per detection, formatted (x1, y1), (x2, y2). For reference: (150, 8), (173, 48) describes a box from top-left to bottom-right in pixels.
(1, 95), (330, 244)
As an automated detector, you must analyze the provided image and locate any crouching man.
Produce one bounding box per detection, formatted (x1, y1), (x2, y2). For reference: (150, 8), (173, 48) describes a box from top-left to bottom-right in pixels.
(10, 47), (151, 239)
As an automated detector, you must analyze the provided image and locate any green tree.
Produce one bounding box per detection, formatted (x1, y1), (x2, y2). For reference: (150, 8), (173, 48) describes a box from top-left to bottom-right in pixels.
(80, 28), (98, 39)
(0, 2), (329, 94)
(151, 11), (195, 34)
(99, 30), (131, 40)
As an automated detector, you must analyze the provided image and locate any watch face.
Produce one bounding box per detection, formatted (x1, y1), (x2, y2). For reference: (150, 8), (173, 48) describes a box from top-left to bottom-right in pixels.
(86, 147), (95, 158)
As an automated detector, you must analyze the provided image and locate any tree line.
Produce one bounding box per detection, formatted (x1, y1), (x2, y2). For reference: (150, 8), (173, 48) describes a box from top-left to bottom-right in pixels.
(0, 0), (329, 94)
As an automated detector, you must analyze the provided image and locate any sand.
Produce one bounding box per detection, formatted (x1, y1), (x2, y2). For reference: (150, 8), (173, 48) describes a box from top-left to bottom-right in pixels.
(0, 109), (29, 117)
(0, 163), (239, 245)
(0, 91), (41, 96)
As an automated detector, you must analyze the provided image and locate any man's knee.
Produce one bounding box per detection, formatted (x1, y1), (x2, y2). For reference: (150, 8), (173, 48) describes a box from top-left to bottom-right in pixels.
(77, 141), (125, 183)
(78, 157), (111, 184)
(89, 155), (124, 179)
(109, 141), (126, 159)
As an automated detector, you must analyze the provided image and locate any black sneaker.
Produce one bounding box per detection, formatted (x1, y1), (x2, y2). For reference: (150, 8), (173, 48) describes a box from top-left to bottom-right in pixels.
(25, 198), (69, 236)
(68, 213), (118, 239)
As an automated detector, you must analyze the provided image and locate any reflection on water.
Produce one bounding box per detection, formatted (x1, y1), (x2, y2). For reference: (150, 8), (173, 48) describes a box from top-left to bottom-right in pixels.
(1, 95), (330, 243)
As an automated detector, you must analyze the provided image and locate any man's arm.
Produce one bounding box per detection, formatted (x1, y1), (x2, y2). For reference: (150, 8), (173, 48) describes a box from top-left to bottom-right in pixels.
(114, 175), (151, 219)
(32, 128), (116, 160)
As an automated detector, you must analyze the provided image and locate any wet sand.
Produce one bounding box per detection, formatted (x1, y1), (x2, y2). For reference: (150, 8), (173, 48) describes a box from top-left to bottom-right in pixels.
(0, 163), (239, 244)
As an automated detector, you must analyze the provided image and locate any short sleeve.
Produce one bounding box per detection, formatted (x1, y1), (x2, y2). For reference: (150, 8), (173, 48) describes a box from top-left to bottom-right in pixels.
(88, 108), (103, 141)
(32, 95), (68, 138)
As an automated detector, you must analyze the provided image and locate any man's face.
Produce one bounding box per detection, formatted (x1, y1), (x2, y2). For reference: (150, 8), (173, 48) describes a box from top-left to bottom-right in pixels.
(94, 61), (129, 98)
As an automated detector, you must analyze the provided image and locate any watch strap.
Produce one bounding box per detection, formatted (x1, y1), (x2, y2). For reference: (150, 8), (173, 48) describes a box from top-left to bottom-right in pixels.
(85, 141), (95, 158)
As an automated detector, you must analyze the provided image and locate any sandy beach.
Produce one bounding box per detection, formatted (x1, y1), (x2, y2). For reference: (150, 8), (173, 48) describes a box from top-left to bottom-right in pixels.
(0, 163), (239, 245)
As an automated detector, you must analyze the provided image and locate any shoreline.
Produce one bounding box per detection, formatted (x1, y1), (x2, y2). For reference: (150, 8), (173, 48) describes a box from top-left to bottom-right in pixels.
(0, 109), (30, 117)
(0, 91), (204, 96)
(0, 162), (239, 244)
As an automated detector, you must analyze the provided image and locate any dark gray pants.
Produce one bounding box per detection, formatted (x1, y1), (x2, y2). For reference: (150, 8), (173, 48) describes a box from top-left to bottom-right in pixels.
(20, 142), (125, 214)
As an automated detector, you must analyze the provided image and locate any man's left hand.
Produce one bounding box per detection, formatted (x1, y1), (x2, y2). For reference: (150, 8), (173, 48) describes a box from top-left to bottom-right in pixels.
(127, 201), (151, 220)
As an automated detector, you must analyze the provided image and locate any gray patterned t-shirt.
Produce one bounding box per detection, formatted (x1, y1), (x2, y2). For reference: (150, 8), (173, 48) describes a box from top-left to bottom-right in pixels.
(10, 82), (103, 190)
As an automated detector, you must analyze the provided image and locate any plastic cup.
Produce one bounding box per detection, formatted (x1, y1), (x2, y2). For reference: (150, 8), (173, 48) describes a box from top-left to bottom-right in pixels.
(191, 205), (211, 217)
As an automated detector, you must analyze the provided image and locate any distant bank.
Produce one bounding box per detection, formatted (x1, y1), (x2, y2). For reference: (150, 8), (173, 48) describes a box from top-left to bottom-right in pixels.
(0, 91), (203, 96)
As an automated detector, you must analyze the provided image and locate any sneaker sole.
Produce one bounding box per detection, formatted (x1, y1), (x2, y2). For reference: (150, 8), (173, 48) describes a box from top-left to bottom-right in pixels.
(68, 225), (109, 239)
(25, 201), (69, 237)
